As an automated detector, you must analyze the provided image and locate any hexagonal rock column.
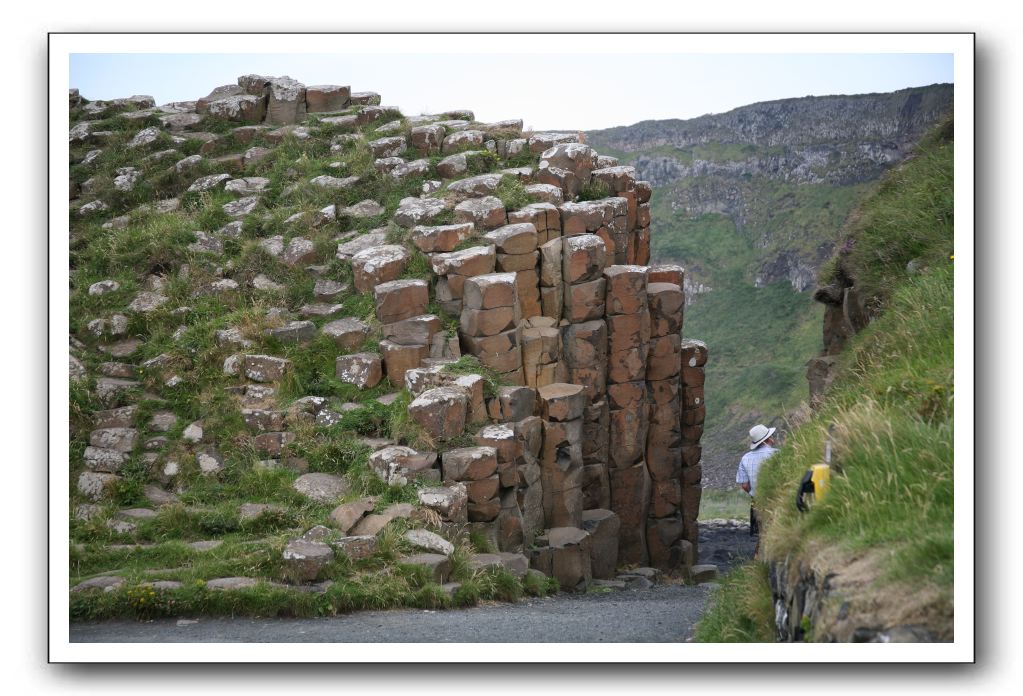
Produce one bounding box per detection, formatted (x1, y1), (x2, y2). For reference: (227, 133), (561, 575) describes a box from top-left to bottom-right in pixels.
(431, 245), (496, 316)
(680, 339), (708, 553)
(642, 277), (688, 571)
(335, 352), (383, 389)
(529, 527), (592, 593)
(352, 244), (410, 293)
(369, 445), (439, 486)
(562, 234), (607, 324)
(508, 202), (561, 246)
(486, 223), (541, 320)
(474, 421), (540, 552)
(305, 84), (350, 113)
(459, 272), (524, 384)
(520, 316), (564, 390)
(559, 198), (629, 266)
(374, 279), (428, 325)
(418, 483), (469, 524)
(538, 383), (587, 529)
(633, 181), (653, 265)
(282, 539), (334, 583)
(581, 509), (621, 580)
(600, 265), (651, 566)
(441, 446), (500, 523)
(408, 386), (469, 442)
(537, 143), (597, 201)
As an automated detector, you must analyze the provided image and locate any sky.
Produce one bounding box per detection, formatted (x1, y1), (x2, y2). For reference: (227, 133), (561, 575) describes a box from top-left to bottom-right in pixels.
(69, 52), (953, 131)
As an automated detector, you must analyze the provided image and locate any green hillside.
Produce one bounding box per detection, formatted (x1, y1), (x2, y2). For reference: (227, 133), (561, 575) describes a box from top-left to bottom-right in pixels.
(695, 117), (955, 642)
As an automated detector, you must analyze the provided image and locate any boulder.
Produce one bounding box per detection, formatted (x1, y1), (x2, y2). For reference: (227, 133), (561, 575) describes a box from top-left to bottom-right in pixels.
(404, 529), (454, 556)
(447, 173), (504, 198)
(648, 283), (685, 337)
(328, 498), (377, 534)
(380, 340), (430, 386)
(368, 136), (407, 158)
(78, 471), (119, 501)
(350, 503), (415, 536)
(410, 124), (445, 155)
(563, 278), (607, 323)
(339, 199), (385, 219)
(603, 265), (650, 315)
(462, 272), (517, 311)
(441, 129), (485, 154)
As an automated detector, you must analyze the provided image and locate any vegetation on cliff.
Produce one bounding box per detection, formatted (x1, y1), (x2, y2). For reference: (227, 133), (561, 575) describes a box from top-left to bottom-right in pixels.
(696, 117), (955, 641)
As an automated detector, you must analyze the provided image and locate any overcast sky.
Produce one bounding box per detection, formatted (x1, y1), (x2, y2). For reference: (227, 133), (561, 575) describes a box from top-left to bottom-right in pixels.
(69, 52), (953, 131)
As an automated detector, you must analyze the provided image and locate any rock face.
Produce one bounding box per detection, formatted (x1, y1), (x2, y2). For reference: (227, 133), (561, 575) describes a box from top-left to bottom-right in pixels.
(67, 74), (712, 604)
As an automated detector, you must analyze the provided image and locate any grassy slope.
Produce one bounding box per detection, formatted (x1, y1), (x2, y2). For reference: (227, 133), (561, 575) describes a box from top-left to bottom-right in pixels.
(695, 120), (954, 641)
(67, 104), (562, 620)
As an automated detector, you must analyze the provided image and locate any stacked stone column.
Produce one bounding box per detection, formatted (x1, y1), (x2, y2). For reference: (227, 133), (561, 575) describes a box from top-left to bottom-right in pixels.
(537, 383), (588, 529)
(603, 265), (651, 566)
(487, 223), (542, 320)
(458, 272), (524, 384)
(680, 338), (708, 555)
(440, 446), (501, 525)
(644, 265), (688, 571)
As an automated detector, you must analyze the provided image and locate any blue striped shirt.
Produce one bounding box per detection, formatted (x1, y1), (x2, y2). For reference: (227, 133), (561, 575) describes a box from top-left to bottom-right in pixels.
(736, 445), (778, 497)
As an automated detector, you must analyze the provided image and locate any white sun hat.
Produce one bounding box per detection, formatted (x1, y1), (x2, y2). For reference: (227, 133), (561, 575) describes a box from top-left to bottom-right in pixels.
(749, 424), (777, 449)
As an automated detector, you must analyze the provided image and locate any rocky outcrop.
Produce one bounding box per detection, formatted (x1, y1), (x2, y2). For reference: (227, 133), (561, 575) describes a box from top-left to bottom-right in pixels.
(67, 73), (709, 610)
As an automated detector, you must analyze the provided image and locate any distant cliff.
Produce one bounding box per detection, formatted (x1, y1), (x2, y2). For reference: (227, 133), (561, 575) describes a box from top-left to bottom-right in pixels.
(587, 84), (953, 290)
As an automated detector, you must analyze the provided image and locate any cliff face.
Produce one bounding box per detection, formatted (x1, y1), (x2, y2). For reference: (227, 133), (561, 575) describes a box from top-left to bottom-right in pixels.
(587, 84), (953, 289)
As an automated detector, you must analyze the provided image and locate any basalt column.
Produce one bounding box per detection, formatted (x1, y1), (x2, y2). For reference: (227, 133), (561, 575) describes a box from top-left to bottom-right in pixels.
(560, 234), (611, 514)
(644, 265), (688, 571)
(603, 265), (651, 566)
(680, 338), (708, 556)
(459, 272), (524, 385)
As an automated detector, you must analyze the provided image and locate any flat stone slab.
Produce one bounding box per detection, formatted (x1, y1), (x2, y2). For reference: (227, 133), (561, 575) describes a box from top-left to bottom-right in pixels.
(71, 576), (124, 593)
(292, 473), (349, 504)
(205, 577), (259, 590)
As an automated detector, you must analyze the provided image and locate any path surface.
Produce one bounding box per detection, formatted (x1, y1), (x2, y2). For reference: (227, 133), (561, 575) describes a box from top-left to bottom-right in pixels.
(70, 522), (756, 643)
(71, 584), (713, 643)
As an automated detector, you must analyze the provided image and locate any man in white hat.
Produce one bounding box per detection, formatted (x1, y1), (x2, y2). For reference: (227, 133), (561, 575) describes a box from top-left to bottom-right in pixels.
(736, 423), (778, 539)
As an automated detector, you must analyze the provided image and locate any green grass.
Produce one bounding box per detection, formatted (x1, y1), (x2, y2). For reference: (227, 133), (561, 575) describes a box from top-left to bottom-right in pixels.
(818, 116), (954, 307)
(698, 489), (751, 521)
(694, 562), (775, 642)
(696, 119), (954, 641)
(66, 89), (577, 622)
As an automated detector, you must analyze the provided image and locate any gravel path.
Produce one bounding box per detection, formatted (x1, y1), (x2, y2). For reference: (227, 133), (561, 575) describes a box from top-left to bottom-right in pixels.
(70, 583), (714, 643)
